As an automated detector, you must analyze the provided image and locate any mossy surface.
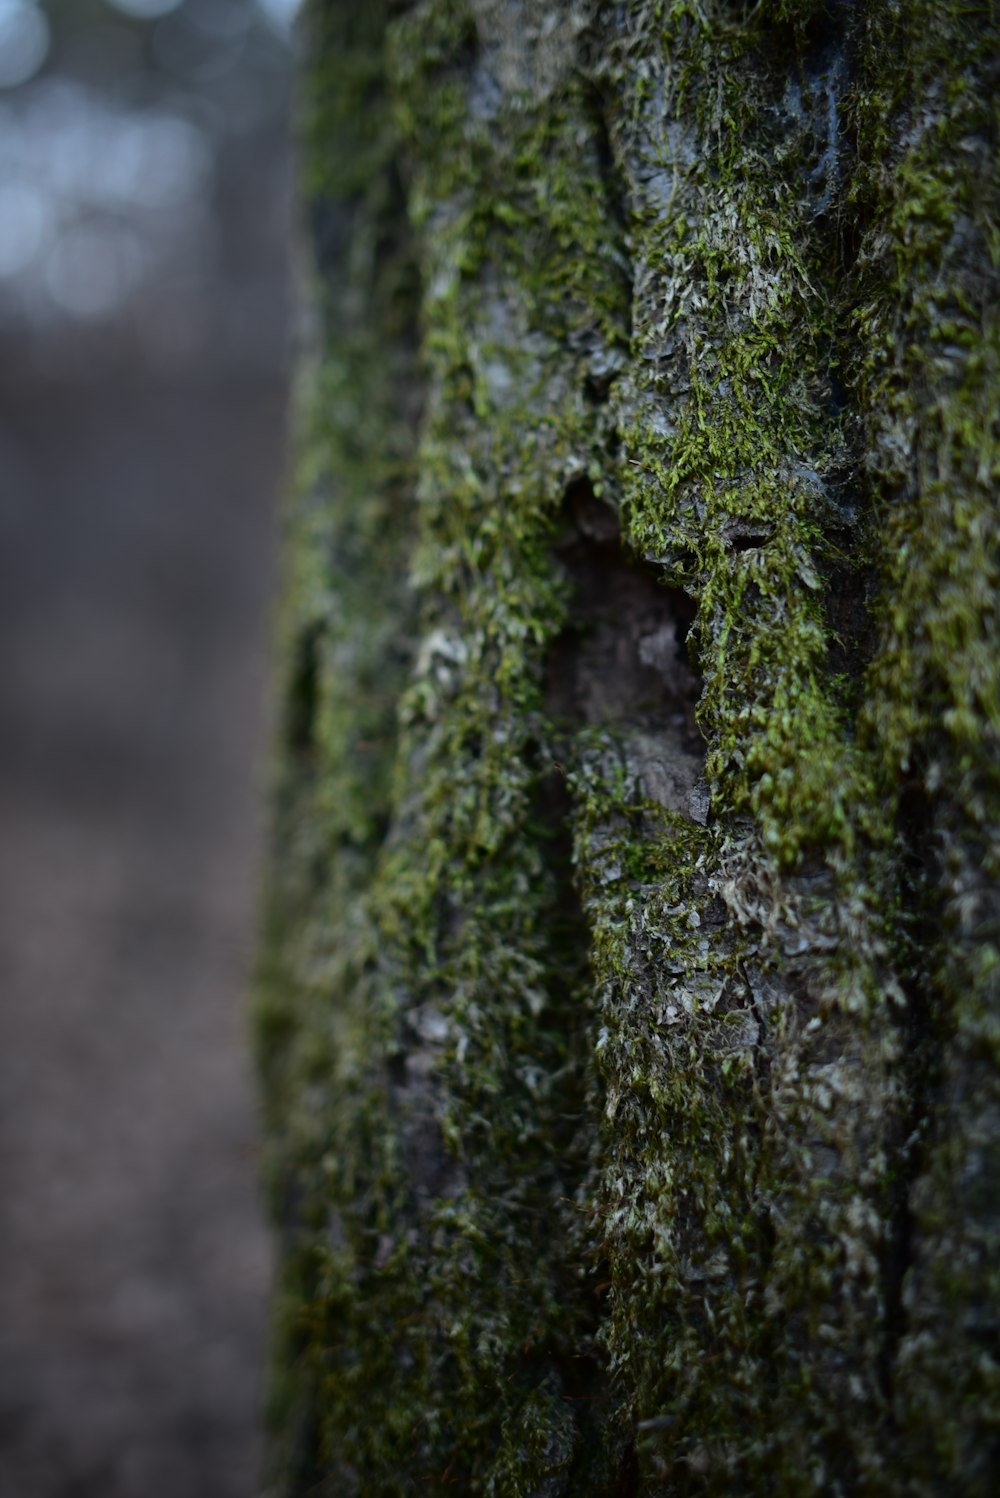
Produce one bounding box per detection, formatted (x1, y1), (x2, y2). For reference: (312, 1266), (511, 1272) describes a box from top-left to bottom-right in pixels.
(260, 1), (1000, 1492)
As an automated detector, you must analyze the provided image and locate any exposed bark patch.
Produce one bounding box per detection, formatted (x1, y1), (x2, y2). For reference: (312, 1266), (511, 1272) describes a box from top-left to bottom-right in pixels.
(389, 1033), (467, 1209)
(547, 478), (707, 824)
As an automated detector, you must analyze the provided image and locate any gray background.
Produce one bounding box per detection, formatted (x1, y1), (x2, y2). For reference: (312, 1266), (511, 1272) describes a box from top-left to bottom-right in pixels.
(0, 2), (293, 1492)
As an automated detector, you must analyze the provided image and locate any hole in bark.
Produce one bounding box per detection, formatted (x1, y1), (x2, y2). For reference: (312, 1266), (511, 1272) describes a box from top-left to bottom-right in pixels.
(727, 530), (771, 554)
(584, 368), (615, 405)
(547, 476), (706, 821)
(826, 369), (849, 414)
(798, 0), (856, 68)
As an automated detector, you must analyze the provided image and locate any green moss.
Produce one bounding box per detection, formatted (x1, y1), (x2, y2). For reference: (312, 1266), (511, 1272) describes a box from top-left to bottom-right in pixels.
(261, 0), (1000, 1492)
(845, 4), (1000, 1489)
(611, 7), (876, 870)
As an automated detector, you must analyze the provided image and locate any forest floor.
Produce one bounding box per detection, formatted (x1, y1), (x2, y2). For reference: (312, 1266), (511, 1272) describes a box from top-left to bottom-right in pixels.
(0, 368), (282, 1498)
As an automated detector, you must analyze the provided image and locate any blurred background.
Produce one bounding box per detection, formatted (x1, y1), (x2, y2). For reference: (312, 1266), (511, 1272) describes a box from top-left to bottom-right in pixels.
(0, 2), (297, 1493)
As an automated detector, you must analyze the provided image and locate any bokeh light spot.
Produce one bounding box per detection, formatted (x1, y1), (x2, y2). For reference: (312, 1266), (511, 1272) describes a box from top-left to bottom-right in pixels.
(0, 0), (50, 90)
(98, 114), (212, 209)
(46, 222), (142, 320)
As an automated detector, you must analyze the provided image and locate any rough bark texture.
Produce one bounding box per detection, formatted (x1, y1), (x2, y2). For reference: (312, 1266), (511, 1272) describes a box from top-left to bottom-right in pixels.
(258, 1), (1000, 1492)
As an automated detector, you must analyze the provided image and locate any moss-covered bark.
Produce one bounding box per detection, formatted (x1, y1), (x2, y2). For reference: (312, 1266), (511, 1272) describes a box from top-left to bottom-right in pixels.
(259, 1), (1000, 1492)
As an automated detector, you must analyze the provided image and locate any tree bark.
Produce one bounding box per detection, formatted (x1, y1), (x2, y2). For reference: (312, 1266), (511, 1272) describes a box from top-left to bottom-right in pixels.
(258, 2), (1000, 1492)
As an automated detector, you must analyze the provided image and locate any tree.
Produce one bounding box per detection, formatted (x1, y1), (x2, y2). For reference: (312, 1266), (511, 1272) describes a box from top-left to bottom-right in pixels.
(257, 1), (1000, 1492)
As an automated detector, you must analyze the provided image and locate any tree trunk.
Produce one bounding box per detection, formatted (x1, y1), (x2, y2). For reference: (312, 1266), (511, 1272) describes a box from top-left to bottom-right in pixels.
(258, 1), (1000, 1492)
